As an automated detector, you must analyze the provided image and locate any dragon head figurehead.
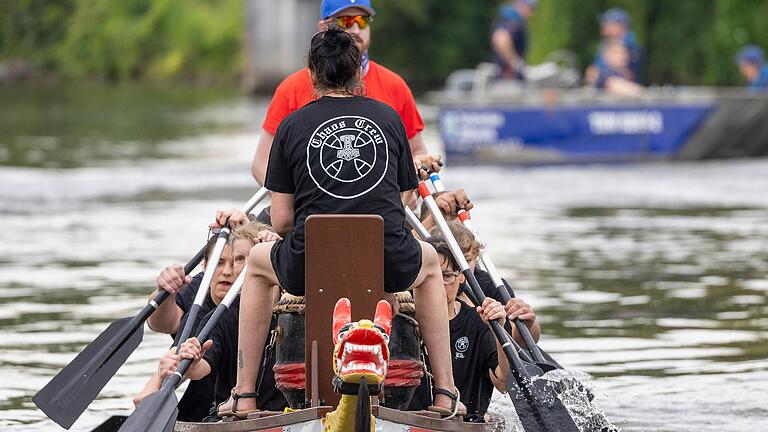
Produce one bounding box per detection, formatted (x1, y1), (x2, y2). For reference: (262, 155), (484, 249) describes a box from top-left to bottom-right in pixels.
(332, 298), (392, 387)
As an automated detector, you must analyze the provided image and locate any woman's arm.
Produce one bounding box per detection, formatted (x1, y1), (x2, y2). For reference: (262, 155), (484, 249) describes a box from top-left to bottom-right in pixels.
(270, 192), (295, 237)
(146, 264), (189, 334)
(177, 337), (213, 380)
(505, 298), (541, 345)
(477, 298), (510, 392)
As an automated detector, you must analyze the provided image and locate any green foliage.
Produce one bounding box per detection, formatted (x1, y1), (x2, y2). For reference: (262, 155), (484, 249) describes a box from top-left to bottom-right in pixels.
(0, 0), (242, 82)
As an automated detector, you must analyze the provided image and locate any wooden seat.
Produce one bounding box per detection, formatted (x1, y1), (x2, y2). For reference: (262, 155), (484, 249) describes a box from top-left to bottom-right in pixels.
(304, 214), (384, 407)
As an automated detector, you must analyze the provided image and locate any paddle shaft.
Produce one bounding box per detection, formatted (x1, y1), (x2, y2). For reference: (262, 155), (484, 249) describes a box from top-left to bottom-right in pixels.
(417, 184), (534, 384)
(118, 268), (247, 432)
(404, 205), (535, 364)
(422, 178), (579, 432)
(459, 211), (547, 363)
(34, 188), (269, 430)
(428, 173), (548, 364)
(174, 187), (270, 350)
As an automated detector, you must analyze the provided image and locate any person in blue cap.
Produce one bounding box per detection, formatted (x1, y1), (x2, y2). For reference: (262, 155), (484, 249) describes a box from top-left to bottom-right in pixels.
(736, 45), (768, 93)
(251, 0), (442, 188)
(490, 0), (537, 80)
(586, 7), (642, 86)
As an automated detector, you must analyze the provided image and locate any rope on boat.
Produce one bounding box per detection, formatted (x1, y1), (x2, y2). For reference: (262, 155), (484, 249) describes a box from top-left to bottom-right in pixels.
(384, 359), (424, 387)
(273, 293), (305, 314)
(273, 362), (305, 390)
(395, 291), (416, 315)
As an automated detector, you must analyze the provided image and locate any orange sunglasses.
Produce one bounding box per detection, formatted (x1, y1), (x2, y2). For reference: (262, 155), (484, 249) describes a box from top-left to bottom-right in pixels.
(333, 15), (372, 30)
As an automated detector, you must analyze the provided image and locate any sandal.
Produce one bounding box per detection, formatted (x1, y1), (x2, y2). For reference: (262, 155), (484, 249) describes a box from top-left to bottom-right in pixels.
(217, 391), (259, 419)
(427, 387), (467, 420)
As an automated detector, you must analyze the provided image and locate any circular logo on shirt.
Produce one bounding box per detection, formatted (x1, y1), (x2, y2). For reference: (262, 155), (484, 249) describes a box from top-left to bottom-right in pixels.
(306, 115), (389, 200)
(455, 336), (469, 353)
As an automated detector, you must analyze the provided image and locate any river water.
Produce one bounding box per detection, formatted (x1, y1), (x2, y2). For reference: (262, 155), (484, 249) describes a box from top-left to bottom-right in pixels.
(0, 86), (766, 431)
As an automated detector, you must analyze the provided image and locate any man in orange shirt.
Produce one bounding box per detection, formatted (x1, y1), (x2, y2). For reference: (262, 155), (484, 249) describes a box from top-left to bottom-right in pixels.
(251, 0), (439, 185)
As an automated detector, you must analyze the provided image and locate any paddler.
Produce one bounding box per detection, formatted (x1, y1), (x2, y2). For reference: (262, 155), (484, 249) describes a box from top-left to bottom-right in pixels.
(409, 232), (511, 422)
(416, 198), (542, 344)
(134, 220), (283, 421)
(250, 0), (442, 188)
(219, 25), (465, 419)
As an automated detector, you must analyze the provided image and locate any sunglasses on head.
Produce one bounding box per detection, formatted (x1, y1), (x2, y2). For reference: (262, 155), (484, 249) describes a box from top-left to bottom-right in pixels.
(332, 15), (372, 30)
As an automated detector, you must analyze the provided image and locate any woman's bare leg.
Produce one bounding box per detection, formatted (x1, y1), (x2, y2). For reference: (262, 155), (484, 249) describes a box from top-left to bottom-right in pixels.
(409, 240), (457, 409)
(221, 241), (280, 412)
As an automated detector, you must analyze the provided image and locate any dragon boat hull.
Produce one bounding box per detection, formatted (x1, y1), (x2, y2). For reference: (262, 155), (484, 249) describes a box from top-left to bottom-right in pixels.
(174, 407), (505, 431)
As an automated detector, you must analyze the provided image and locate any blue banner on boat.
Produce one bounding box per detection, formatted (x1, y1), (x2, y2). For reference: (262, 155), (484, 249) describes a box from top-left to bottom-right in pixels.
(438, 104), (715, 164)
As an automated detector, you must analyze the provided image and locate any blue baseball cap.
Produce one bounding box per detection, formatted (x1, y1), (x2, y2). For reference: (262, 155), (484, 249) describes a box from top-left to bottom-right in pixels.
(321, 0), (376, 20)
(736, 45), (765, 65)
(600, 8), (631, 26)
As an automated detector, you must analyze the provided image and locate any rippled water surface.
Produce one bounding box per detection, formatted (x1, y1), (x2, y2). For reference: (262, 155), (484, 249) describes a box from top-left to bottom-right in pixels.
(1, 86), (767, 431)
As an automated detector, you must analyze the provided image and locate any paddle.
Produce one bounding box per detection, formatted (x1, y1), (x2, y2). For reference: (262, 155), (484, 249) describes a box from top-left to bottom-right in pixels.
(418, 182), (579, 432)
(118, 265), (248, 432)
(89, 415), (127, 432)
(33, 188), (270, 429)
(458, 210), (560, 372)
(403, 206), (536, 365)
(427, 172), (561, 370)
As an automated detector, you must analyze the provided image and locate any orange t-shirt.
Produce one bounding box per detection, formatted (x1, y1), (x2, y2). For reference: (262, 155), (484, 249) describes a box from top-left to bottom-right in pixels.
(261, 61), (425, 139)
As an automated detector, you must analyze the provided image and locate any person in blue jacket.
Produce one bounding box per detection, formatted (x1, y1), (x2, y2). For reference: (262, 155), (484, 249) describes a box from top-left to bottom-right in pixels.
(736, 45), (768, 93)
(586, 8), (642, 85)
(490, 0), (537, 80)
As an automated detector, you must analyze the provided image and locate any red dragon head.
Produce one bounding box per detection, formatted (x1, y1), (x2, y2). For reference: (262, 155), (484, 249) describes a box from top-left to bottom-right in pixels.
(332, 298), (392, 385)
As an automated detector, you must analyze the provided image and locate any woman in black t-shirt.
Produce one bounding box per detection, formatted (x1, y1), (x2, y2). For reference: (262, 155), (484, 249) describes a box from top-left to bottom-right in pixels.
(132, 221), (282, 421)
(218, 26), (464, 418)
(410, 234), (511, 421)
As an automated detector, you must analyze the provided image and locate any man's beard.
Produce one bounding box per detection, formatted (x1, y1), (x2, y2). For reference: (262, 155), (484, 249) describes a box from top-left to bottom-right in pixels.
(351, 34), (370, 53)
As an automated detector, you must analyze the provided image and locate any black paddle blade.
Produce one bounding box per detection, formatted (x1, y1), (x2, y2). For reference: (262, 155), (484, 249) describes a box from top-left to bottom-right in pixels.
(90, 415), (127, 432)
(33, 316), (144, 429)
(507, 368), (580, 432)
(118, 388), (179, 432)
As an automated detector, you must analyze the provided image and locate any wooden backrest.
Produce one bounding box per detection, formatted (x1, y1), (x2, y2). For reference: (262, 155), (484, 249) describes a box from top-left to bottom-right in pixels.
(304, 214), (384, 407)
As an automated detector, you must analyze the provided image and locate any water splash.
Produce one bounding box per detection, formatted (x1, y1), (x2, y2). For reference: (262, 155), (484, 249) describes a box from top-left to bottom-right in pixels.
(539, 369), (619, 432)
(490, 369), (619, 432)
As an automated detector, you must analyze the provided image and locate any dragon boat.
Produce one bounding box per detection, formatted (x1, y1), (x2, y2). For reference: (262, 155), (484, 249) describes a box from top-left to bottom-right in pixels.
(174, 215), (506, 432)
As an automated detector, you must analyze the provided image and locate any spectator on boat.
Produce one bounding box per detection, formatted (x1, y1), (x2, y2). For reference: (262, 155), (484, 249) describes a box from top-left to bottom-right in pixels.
(409, 233), (511, 422)
(220, 25), (465, 420)
(250, 0), (442, 188)
(490, 0), (537, 80)
(134, 221), (283, 421)
(736, 45), (768, 93)
(592, 40), (644, 97)
(586, 7), (642, 85)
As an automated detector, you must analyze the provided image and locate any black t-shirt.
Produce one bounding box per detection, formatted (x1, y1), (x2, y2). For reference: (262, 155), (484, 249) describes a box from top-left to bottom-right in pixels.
(174, 271), (206, 315)
(201, 301), (287, 412)
(410, 301), (499, 419)
(265, 95), (419, 293)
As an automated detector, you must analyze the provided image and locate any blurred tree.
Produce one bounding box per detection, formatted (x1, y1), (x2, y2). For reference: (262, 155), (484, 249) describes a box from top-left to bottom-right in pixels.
(3, 0), (768, 89)
(0, 0), (242, 83)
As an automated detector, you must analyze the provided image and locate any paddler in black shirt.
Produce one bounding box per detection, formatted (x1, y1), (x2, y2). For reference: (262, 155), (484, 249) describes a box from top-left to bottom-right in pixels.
(133, 221), (283, 421)
(410, 234), (511, 421)
(219, 25), (464, 418)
